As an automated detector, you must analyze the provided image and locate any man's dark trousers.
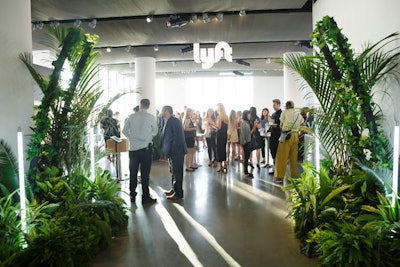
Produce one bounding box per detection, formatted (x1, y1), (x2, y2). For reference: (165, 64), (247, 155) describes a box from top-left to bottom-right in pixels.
(169, 153), (184, 198)
(129, 147), (152, 199)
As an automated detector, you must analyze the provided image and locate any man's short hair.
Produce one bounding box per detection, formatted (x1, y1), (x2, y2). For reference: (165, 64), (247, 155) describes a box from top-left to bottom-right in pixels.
(140, 99), (150, 108)
(285, 100), (294, 109)
(163, 105), (173, 115)
(272, 99), (281, 105)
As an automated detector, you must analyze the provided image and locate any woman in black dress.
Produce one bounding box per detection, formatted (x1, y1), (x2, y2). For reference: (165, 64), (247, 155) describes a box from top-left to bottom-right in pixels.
(216, 103), (229, 173)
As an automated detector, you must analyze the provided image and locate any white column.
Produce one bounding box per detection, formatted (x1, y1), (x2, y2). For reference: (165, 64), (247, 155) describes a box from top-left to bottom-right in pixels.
(283, 52), (318, 108)
(0, 1), (33, 156)
(135, 57), (156, 115)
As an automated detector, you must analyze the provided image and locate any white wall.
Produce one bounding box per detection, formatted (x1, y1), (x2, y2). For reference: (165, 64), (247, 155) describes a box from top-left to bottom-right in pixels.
(0, 1), (33, 156)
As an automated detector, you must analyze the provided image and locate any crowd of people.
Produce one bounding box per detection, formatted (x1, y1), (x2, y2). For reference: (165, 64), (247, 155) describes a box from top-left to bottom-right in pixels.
(101, 98), (306, 205)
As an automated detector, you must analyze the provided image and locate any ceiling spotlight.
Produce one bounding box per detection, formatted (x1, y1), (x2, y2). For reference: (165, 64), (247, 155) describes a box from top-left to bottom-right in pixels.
(233, 70), (244, 76)
(191, 14), (198, 23)
(36, 22), (44, 30)
(180, 45), (193, 55)
(239, 10), (246, 16)
(125, 45), (131, 53)
(146, 16), (153, 23)
(166, 15), (189, 28)
(74, 19), (82, 27)
(202, 13), (211, 23)
(265, 58), (271, 64)
(153, 45), (159, 52)
(216, 12), (224, 22)
(88, 19), (97, 29)
(236, 59), (251, 67)
(106, 47), (111, 53)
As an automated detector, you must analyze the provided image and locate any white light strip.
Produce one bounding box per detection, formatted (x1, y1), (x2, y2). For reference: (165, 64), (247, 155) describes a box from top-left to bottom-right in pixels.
(315, 128), (320, 173)
(150, 189), (203, 266)
(173, 204), (241, 267)
(393, 126), (399, 205)
(89, 127), (95, 181)
(17, 128), (27, 233)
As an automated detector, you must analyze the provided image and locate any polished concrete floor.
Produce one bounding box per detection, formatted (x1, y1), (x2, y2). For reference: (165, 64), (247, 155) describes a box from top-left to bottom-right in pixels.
(91, 148), (318, 267)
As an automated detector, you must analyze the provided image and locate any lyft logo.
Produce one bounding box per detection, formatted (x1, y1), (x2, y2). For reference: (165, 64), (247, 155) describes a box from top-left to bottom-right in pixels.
(193, 42), (233, 69)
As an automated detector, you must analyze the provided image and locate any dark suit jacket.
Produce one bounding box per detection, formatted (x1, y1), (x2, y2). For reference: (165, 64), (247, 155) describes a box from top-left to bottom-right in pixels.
(161, 116), (187, 158)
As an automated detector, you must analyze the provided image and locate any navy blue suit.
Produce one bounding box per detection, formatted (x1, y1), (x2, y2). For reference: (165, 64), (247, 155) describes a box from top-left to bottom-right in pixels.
(161, 116), (187, 197)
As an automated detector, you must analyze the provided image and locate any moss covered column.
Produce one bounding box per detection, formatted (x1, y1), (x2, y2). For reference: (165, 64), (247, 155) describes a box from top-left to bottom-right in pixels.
(0, 1), (33, 157)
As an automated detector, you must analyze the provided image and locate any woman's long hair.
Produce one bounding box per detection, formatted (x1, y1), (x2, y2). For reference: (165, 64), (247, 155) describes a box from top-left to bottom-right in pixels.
(217, 103), (229, 124)
(228, 110), (237, 129)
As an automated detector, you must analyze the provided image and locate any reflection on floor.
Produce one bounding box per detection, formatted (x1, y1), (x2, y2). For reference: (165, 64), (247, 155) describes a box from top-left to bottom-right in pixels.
(91, 149), (318, 267)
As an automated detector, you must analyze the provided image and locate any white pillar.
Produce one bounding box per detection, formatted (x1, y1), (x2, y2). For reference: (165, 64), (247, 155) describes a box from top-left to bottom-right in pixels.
(283, 52), (318, 108)
(135, 57), (156, 115)
(0, 1), (33, 156)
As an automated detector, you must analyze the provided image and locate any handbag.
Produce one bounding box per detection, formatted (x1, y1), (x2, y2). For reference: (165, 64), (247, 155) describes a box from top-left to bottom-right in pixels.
(278, 114), (299, 143)
(279, 132), (291, 143)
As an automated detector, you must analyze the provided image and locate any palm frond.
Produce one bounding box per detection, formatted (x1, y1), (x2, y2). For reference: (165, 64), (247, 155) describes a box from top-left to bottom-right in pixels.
(0, 139), (19, 194)
(19, 53), (47, 93)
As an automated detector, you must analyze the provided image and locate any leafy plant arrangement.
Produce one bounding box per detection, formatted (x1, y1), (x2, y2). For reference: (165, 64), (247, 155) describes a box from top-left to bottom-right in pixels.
(0, 25), (129, 266)
(282, 16), (400, 266)
(283, 16), (400, 176)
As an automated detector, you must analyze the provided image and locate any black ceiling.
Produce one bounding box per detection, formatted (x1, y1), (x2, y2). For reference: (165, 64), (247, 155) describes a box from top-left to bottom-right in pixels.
(31, 0), (313, 77)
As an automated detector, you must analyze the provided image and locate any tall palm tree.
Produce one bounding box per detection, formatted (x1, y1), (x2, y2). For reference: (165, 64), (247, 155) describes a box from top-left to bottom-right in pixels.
(283, 16), (400, 176)
(20, 26), (123, 181)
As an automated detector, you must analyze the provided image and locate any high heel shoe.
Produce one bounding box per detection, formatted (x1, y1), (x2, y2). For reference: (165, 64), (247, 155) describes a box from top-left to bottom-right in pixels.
(257, 164), (260, 170)
(249, 162), (254, 169)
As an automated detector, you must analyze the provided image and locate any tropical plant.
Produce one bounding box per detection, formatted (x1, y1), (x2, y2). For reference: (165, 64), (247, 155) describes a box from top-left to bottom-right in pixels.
(20, 25), (124, 182)
(283, 16), (400, 176)
(283, 162), (351, 255)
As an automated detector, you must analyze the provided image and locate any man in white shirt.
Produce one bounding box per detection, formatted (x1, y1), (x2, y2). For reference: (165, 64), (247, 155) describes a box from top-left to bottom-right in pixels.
(123, 99), (158, 204)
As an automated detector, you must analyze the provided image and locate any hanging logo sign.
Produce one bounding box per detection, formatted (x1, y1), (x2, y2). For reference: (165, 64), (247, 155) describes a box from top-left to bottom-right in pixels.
(193, 42), (233, 69)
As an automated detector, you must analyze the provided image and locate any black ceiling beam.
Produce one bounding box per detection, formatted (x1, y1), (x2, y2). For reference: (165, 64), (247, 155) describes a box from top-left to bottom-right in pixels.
(31, 7), (311, 24)
(93, 40), (312, 50)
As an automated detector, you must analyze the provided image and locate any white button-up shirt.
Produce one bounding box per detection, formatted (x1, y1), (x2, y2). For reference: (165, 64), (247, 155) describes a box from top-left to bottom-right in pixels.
(122, 109), (158, 151)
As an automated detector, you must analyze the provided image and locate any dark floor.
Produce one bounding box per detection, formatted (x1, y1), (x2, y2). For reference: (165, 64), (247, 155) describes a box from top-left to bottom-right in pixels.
(91, 149), (318, 267)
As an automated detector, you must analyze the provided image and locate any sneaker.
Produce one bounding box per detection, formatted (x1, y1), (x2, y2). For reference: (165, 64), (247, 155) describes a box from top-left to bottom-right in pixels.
(273, 177), (283, 184)
(268, 167), (274, 174)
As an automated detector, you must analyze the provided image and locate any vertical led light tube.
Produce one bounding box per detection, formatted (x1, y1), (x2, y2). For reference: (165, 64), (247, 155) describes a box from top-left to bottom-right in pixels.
(315, 128), (320, 173)
(90, 126), (96, 181)
(393, 125), (399, 205)
(17, 127), (27, 233)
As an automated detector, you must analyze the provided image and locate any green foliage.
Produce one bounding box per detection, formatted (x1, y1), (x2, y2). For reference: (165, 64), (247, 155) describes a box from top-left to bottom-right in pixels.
(310, 222), (388, 267)
(0, 191), (24, 264)
(283, 16), (400, 176)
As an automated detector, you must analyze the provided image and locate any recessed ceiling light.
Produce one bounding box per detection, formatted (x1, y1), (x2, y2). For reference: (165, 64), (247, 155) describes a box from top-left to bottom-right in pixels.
(146, 16), (153, 23)
(153, 45), (159, 52)
(106, 47), (111, 53)
(239, 10), (246, 16)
